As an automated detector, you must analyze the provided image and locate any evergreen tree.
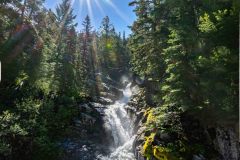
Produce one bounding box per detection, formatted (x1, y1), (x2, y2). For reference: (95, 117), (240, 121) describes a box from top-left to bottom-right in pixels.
(100, 16), (112, 41)
(56, 0), (77, 30)
(129, 0), (239, 159)
(55, 0), (78, 95)
(80, 15), (98, 96)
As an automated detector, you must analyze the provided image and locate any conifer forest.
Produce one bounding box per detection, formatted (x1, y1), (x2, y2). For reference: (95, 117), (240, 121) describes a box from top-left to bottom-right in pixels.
(0, 0), (239, 160)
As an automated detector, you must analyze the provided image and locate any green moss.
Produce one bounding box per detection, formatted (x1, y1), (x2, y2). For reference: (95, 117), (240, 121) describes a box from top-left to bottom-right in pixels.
(142, 134), (178, 160)
(142, 133), (156, 159)
(146, 109), (157, 125)
(153, 146), (171, 160)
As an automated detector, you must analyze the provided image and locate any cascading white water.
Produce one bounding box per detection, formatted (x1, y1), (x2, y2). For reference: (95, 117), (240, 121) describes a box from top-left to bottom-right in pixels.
(100, 83), (136, 160)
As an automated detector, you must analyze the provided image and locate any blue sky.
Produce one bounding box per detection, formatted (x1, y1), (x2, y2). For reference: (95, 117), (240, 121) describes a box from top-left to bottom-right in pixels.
(44, 0), (136, 36)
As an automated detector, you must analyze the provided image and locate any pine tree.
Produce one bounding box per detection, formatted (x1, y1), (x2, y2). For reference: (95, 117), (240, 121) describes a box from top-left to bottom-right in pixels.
(98, 16), (114, 74)
(80, 15), (98, 96)
(100, 16), (112, 41)
(55, 0), (78, 95)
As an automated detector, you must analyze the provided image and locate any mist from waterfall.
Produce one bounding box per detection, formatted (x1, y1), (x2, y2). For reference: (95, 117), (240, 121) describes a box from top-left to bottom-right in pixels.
(100, 83), (136, 160)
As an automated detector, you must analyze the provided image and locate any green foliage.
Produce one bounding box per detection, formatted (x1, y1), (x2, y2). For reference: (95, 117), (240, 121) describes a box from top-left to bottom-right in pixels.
(32, 136), (62, 160)
(0, 0), (127, 158)
(0, 0), (238, 159)
(129, 0), (239, 159)
(142, 133), (156, 159)
(0, 139), (11, 157)
(97, 16), (130, 82)
(16, 98), (42, 131)
(0, 3), (130, 159)
(129, 0), (239, 121)
(199, 13), (216, 33)
(0, 110), (27, 137)
(56, 0), (77, 29)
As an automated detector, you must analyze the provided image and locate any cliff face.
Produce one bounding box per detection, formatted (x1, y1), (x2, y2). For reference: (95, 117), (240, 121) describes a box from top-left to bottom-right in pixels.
(211, 127), (239, 160)
(129, 90), (239, 160)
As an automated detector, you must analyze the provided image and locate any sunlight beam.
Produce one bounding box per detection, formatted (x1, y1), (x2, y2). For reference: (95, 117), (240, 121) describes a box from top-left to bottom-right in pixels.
(86, 0), (96, 27)
(106, 0), (131, 24)
(78, 0), (84, 19)
(93, 0), (105, 16)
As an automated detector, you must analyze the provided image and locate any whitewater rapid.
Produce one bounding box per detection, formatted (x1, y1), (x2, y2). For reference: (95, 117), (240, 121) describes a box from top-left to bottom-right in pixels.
(100, 83), (136, 160)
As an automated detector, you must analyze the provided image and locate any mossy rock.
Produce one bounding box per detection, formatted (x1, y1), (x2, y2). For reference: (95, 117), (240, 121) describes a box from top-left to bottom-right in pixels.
(147, 110), (157, 124)
(142, 133), (156, 159)
(153, 146), (177, 160)
(153, 147), (168, 160)
(142, 132), (178, 160)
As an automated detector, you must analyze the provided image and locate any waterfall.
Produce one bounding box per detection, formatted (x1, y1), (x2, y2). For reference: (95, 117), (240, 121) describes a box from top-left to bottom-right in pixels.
(100, 83), (136, 160)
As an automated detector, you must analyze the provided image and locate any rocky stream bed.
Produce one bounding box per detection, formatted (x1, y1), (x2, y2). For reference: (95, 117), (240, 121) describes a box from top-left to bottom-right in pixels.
(60, 81), (239, 160)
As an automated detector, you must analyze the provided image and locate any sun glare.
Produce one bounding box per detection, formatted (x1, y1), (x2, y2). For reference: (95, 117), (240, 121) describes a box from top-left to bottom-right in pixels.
(77, 0), (130, 24)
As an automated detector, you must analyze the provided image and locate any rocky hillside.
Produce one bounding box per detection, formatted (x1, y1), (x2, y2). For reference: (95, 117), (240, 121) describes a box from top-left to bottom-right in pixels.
(128, 88), (239, 160)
